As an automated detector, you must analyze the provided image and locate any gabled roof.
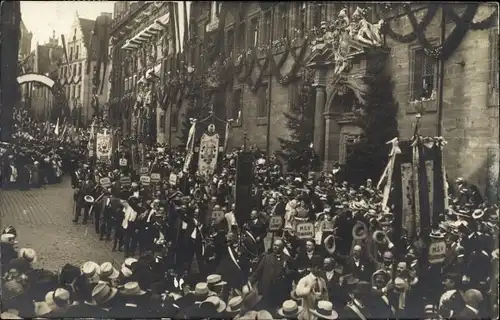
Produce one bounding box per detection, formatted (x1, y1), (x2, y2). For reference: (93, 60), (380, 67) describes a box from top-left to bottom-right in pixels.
(79, 18), (95, 49)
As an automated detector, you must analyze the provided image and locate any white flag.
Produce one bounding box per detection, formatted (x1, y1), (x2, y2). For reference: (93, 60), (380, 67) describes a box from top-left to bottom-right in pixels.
(54, 118), (60, 135)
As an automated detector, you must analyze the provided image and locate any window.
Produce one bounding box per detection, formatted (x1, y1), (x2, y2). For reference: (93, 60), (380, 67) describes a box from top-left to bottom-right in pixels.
(413, 48), (436, 99)
(289, 83), (300, 110)
(257, 83), (268, 118)
(276, 4), (289, 39)
(75, 45), (79, 59)
(296, 2), (307, 35)
(76, 85), (81, 98)
(73, 64), (77, 77)
(226, 28), (234, 57)
(78, 63), (82, 76)
(313, 2), (327, 27)
(250, 18), (259, 47)
(70, 47), (73, 61)
(160, 114), (166, 130)
(171, 108), (178, 131)
(263, 10), (272, 44)
(237, 22), (246, 50)
(231, 88), (243, 125)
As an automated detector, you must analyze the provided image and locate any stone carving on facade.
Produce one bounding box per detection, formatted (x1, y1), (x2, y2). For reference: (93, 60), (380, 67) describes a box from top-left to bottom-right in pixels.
(309, 7), (385, 77)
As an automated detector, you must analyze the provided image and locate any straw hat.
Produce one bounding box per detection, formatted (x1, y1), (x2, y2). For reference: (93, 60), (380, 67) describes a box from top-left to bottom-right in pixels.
(430, 230), (445, 239)
(121, 257), (137, 276)
(226, 296), (243, 314)
(207, 274), (227, 287)
(34, 301), (52, 317)
(0, 312), (21, 319)
(311, 300), (339, 320)
(91, 282), (118, 305)
(256, 310), (274, 320)
(81, 261), (101, 277)
(1, 233), (17, 244)
(200, 296), (227, 313)
(45, 288), (71, 312)
(100, 262), (119, 280)
(120, 281), (147, 296)
(472, 209), (484, 220)
(278, 300), (303, 318)
(19, 248), (37, 263)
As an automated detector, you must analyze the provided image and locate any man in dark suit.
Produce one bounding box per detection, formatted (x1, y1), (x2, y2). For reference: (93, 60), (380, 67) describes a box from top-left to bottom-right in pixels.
(270, 195), (286, 217)
(74, 175), (96, 224)
(321, 257), (347, 310)
(342, 281), (373, 320)
(249, 239), (292, 310)
(345, 245), (374, 282)
(245, 210), (267, 254)
(294, 240), (322, 279)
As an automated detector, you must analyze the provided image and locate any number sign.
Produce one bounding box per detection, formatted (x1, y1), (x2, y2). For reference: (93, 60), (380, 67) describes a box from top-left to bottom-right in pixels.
(119, 158), (127, 166)
(100, 177), (111, 188)
(169, 173), (178, 185)
(269, 216), (284, 231)
(428, 241), (447, 264)
(296, 222), (315, 239)
(140, 175), (151, 185)
(140, 167), (149, 175)
(151, 173), (161, 183)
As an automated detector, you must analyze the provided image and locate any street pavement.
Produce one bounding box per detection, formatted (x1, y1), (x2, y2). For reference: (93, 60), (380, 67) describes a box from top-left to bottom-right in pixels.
(0, 177), (124, 271)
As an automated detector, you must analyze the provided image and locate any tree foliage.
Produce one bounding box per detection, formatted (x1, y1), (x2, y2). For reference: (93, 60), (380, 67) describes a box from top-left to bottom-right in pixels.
(279, 71), (315, 171)
(344, 55), (400, 185)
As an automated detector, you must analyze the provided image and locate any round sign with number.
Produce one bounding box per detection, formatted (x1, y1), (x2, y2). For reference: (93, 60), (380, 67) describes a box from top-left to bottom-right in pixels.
(296, 222), (315, 239)
(140, 167), (149, 175)
(119, 158), (127, 166)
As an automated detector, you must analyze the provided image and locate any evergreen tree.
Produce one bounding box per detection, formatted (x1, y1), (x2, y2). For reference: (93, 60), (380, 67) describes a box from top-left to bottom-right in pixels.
(344, 54), (399, 185)
(279, 72), (315, 171)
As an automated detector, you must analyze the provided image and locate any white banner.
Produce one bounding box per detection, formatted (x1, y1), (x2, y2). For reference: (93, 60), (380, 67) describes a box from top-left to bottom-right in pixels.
(425, 160), (435, 224)
(96, 133), (112, 161)
(401, 163), (414, 238)
(198, 132), (219, 177)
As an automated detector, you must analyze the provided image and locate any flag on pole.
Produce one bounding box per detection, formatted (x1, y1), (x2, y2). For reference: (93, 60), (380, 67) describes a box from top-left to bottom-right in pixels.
(54, 118), (60, 135)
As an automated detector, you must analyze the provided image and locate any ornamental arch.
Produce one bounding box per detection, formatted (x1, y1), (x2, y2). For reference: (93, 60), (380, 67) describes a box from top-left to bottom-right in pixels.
(16, 73), (70, 121)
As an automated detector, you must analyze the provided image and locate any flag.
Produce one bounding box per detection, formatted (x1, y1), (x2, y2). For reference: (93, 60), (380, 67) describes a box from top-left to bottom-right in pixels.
(54, 118), (60, 135)
(168, 1), (191, 54)
(223, 121), (230, 153)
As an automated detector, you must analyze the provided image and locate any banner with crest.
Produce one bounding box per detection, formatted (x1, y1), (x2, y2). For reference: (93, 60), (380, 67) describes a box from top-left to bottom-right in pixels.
(96, 132), (112, 162)
(198, 132), (219, 177)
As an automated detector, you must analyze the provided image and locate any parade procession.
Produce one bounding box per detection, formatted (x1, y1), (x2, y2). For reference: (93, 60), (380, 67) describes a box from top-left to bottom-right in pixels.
(1, 1), (499, 319)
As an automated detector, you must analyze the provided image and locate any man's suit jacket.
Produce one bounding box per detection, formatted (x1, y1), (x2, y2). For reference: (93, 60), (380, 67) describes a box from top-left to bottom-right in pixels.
(345, 257), (374, 282)
(457, 306), (482, 319)
(249, 252), (290, 298)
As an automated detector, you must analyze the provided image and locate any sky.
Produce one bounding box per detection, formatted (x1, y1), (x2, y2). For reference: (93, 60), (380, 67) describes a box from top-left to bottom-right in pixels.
(21, 1), (115, 48)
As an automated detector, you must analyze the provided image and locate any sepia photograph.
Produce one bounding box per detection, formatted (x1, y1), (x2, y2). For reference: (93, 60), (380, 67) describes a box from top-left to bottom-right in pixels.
(0, 1), (498, 319)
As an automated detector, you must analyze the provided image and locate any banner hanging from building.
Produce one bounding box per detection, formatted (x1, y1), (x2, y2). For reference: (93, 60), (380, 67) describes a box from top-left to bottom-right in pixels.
(96, 132), (112, 162)
(198, 131), (219, 177)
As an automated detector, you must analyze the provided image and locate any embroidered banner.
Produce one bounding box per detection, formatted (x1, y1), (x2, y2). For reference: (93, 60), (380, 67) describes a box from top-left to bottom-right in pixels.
(184, 121), (196, 173)
(198, 133), (219, 176)
(412, 144), (421, 236)
(96, 132), (112, 161)
(401, 162), (414, 238)
(425, 160), (435, 224)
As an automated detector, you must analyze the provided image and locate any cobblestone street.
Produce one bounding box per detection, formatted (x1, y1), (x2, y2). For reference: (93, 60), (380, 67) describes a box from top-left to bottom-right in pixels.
(0, 177), (124, 271)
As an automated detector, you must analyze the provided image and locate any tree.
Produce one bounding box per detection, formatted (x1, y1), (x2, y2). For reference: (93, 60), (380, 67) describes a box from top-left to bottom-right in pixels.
(344, 54), (399, 185)
(279, 71), (315, 172)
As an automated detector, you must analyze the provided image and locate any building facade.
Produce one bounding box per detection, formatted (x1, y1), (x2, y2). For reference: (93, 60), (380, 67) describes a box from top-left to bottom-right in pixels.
(18, 32), (64, 121)
(109, 2), (498, 198)
(18, 19), (32, 61)
(59, 13), (112, 127)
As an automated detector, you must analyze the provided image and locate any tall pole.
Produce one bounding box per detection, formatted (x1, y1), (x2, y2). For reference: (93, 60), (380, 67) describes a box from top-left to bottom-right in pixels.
(265, 7), (274, 157)
(0, 1), (21, 142)
(436, 5), (446, 136)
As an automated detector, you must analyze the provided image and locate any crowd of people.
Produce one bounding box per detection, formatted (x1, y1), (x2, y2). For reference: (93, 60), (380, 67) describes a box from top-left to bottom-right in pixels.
(1, 114), (499, 319)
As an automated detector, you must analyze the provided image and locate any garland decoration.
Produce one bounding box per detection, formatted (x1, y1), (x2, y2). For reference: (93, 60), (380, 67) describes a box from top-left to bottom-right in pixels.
(382, 4), (438, 43)
(407, 3), (479, 61)
(444, 4), (498, 30)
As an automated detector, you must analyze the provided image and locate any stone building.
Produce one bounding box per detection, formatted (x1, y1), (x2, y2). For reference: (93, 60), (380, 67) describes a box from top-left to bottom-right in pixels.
(58, 12), (112, 127)
(18, 32), (64, 121)
(109, 2), (498, 198)
(18, 19), (33, 61)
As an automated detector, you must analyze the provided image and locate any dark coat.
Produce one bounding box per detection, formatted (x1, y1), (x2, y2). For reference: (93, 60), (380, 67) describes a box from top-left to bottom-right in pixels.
(342, 301), (372, 320)
(216, 245), (246, 290)
(65, 302), (110, 318)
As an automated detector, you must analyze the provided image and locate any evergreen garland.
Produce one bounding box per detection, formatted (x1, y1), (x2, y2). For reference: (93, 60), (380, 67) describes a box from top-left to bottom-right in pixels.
(344, 57), (399, 186)
(382, 4), (438, 43)
(278, 70), (315, 169)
